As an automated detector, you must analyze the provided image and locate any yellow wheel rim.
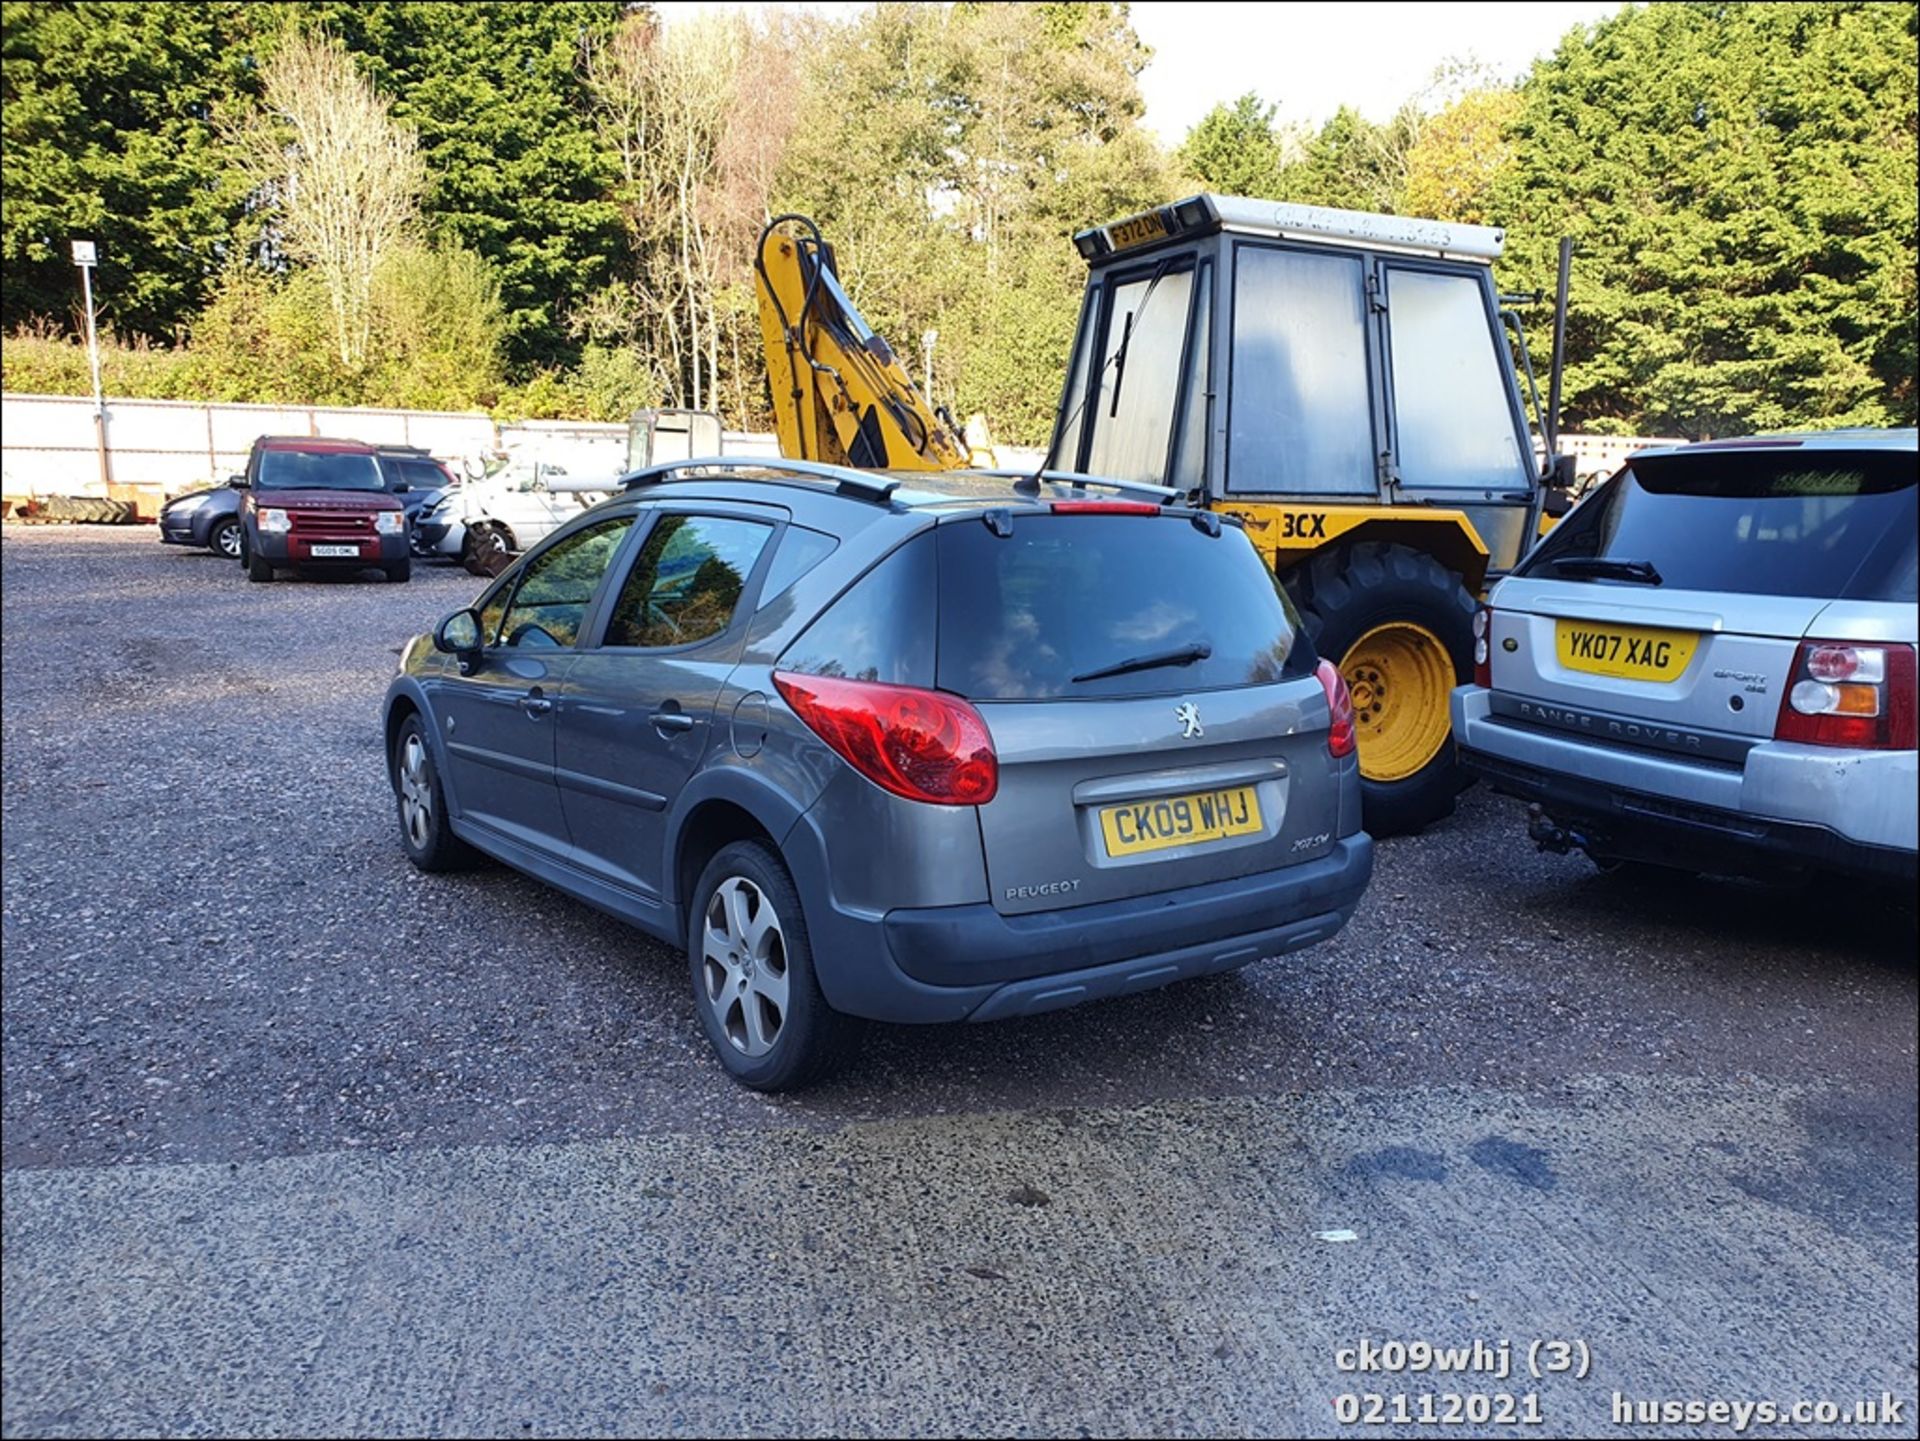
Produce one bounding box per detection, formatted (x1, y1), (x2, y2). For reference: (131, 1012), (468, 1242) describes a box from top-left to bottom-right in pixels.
(1340, 622), (1455, 784)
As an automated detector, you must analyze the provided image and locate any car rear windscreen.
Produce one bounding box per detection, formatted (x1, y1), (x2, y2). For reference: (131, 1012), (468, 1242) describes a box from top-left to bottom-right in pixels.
(934, 513), (1311, 700)
(1521, 448), (1918, 601)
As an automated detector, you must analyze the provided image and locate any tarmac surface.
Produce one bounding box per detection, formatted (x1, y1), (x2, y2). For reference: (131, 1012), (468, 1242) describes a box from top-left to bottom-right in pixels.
(4, 526), (1915, 1437)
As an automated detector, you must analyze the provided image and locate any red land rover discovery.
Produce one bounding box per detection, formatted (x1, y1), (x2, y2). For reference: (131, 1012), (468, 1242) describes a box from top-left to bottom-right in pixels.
(235, 436), (412, 583)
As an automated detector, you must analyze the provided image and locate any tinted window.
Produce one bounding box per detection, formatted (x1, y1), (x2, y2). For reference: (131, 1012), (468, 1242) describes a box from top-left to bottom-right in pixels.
(1522, 449), (1918, 601)
(395, 459), (448, 490)
(256, 449), (383, 491)
(1386, 268), (1529, 489)
(603, 515), (773, 649)
(936, 514), (1308, 699)
(1228, 246), (1375, 495)
(780, 535), (936, 685)
(760, 525), (838, 601)
(495, 516), (634, 648)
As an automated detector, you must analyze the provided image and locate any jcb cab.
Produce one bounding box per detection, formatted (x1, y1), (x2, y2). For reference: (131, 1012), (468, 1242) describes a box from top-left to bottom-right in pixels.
(1054, 195), (1572, 832)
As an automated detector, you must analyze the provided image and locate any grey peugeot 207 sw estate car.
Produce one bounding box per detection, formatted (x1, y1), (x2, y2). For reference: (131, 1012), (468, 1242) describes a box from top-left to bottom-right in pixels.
(384, 458), (1374, 1089)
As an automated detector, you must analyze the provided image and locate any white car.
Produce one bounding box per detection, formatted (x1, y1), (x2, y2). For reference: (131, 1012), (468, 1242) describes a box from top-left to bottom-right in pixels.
(411, 460), (615, 572)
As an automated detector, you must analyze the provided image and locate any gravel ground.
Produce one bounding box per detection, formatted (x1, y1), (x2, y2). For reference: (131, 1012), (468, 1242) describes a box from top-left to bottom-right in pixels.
(3, 526), (1913, 1167)
(3, 525), (1915, 1437)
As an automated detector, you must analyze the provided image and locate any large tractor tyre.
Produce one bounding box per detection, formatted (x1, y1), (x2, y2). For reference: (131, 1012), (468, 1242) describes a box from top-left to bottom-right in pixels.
(1289, 541), (1477, 837)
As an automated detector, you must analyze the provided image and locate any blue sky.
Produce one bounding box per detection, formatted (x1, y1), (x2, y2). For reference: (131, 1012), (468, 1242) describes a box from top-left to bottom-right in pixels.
(653, 1), (1626, 141)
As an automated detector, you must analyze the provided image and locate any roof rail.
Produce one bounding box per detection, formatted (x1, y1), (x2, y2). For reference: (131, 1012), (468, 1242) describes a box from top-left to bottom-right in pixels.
(991, 469), (1181, 503)
(618, 455), (903, 505)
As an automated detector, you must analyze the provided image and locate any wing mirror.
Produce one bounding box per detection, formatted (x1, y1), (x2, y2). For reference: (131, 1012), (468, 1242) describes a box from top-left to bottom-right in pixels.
(227, 473), (248, 489)
(433, 608), (485, 671)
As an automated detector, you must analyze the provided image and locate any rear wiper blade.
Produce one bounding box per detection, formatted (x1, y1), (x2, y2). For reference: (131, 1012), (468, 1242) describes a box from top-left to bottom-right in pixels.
(1548, 557), (1663, 585)
(1072, 641), (1212, 684)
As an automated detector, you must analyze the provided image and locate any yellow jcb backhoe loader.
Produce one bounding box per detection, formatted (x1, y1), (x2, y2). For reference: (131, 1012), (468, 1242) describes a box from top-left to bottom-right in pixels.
(750, 199), (1576, 834)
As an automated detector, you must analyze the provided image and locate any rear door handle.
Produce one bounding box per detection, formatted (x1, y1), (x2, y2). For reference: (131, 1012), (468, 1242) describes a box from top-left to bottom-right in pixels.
(650, 709), (695, 734)
(522, 688), (553, 718)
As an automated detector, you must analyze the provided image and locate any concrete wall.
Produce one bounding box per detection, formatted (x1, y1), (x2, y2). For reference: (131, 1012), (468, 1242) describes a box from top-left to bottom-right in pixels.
(0, 393), (783, 504)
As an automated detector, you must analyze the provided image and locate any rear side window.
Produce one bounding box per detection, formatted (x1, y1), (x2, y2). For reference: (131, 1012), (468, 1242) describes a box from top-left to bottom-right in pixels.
(395, 460), (448, 491)
(935, 514), (1309, 699)
(1523, 449), (1918, 601)
(780, 535), (936, 685)
(602, 515), (773, 649)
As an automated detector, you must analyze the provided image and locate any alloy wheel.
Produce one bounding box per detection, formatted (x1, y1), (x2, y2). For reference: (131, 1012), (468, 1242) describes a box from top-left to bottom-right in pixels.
(398, 734), (433, 850)
(700, 877), (790, 1057)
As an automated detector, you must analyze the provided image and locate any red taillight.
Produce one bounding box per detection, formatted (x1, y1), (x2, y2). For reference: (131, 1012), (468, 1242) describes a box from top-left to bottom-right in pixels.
(1472, 605), (1493, 688)
(772, 672), (998, 805)
(1774, 640), (1917, 750)
(1048, 500), (1160, 515)
(1315, 659), (1356, 758)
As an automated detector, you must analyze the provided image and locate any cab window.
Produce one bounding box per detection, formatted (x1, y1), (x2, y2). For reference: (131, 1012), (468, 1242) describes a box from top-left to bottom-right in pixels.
(1227, 246), (1375, 496)
(1083, 263), (1197, 484)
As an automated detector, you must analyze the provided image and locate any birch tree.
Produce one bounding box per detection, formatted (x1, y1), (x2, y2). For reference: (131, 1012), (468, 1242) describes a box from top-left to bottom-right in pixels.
(232, 29), (424, 368)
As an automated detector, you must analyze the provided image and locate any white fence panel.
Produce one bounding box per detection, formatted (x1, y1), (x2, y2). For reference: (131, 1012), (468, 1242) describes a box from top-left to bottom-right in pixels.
(1, 393), (499, 498)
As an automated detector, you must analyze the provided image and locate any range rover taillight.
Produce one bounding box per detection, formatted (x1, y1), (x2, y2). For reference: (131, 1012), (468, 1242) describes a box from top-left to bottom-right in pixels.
(1774, 640), (1917, 750)
(773, 672), (998, 805)
(1472, 606), (1493, 688)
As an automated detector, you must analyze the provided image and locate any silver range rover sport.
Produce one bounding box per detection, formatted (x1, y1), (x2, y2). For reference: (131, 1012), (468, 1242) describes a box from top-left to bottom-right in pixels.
(1453, 428), (1917, 886)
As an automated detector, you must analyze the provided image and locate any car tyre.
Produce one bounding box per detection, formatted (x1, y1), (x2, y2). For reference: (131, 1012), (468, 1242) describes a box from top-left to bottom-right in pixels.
(1290, 541), (1476, 836)
(385, 557), (412, 583)
(243, 539), (274, 583)
(688, 840), (862, 1091)
(209, 518), (242, 559)
(462, 523), (514, 578)
(391, 713), (478, 872)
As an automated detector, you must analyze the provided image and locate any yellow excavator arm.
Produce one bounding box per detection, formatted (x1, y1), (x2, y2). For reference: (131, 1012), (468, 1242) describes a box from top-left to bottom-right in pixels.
(753, 215), (973, 472)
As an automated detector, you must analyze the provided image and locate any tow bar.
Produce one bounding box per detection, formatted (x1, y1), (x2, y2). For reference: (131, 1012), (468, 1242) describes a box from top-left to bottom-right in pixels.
(1527, 803), (1588, 855)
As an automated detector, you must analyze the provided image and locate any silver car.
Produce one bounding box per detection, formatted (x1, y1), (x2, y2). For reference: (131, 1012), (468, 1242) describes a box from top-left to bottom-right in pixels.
(385, 459), (1373, 1089)
(1452, 428), (1917, 884)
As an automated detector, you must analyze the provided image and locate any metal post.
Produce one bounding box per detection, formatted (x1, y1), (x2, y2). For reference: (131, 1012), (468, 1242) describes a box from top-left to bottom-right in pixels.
(73, 240), (111, 489)
(1545, 237), (1572, 458)
(921, 328), (937, 397)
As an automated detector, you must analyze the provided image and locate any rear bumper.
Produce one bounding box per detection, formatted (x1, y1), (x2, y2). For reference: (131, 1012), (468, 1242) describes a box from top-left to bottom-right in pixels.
(1452, 686), (1918, 884)
(795, 831), (1373, 1024)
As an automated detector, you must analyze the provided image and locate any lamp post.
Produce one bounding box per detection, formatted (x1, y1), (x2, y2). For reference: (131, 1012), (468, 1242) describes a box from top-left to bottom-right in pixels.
(71, 239), (111, 489)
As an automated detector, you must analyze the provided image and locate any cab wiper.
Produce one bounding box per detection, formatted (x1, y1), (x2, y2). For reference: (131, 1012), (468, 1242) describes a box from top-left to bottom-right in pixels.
(1072, 641), (1212, 684)
(1548, 557), (1663, 585)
